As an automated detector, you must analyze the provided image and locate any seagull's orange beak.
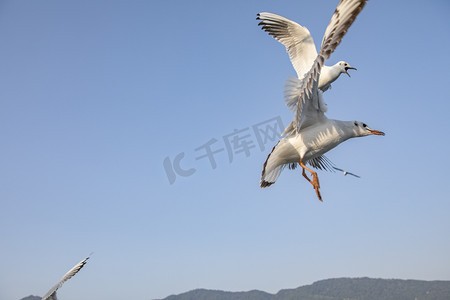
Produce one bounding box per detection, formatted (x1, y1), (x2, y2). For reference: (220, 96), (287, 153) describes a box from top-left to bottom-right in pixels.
(345, 66), (357, 77)
(368, 128), (385, 136)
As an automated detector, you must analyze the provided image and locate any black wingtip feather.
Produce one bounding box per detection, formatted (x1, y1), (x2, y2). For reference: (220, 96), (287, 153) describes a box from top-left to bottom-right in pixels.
(260, 180), (274, 188)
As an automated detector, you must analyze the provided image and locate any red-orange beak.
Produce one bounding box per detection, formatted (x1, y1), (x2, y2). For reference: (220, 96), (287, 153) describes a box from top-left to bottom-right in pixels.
(368, 129), (385, 136)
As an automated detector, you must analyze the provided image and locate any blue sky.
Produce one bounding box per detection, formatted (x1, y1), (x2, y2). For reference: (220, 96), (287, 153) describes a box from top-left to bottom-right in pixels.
(1, 1), (450, 299)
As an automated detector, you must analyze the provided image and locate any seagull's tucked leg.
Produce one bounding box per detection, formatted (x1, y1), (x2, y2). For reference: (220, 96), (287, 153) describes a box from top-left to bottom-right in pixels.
(299, 158), (322, 201)
(301, 168), (313, 185)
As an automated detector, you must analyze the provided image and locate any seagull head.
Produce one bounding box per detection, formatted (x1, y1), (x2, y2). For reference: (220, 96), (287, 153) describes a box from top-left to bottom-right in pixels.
(338, 61), (357, 77)
(352, 121), (385, 137)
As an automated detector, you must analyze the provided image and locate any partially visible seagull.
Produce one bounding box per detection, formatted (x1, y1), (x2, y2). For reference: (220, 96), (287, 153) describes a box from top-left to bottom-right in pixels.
(333, 166), (361, 178)
(259, 0), (384, 201)
(257, 9), (358, 94)
(41, 256), (89, 300)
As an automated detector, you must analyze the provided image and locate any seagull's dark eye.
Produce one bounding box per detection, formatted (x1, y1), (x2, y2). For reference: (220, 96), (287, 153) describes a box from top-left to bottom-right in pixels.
(363, 123), (367, 128)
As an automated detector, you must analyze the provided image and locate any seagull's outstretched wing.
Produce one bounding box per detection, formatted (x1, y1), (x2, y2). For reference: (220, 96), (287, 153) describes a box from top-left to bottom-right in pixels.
(41, 257), (89, 300)
(293, 0), (367, 133)
(320, 0), (367, 60)
(256, 12), (318, 80)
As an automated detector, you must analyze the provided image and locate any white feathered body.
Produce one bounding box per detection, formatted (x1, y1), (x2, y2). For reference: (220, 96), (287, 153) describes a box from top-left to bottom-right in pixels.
(319, 64), (343, 91)
(261, 119), (356, 185)
(292, 119), (354, 159)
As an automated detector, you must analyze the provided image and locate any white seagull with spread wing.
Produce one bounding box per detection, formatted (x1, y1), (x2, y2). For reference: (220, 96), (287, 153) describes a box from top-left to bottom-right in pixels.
(41, 256), (89, 300)
(257, 7), (358, 93)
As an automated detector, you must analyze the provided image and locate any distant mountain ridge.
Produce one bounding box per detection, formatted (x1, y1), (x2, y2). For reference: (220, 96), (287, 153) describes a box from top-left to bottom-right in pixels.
(155, 277), (450, 300)
(20, 278), (450, 300)
(19, 296), (41, 300)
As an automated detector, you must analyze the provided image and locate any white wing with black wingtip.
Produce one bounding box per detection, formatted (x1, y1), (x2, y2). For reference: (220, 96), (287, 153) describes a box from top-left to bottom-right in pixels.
(257, 12), (319, 81)
(41, 257), (89, 300)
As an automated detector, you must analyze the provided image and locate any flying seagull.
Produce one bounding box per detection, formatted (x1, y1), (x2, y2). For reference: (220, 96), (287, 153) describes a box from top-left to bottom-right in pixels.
(257, 9), (358, 93)
(333, 166), (361, 178)
(41, 256), (89, 300)
(259, 0), (384, 201)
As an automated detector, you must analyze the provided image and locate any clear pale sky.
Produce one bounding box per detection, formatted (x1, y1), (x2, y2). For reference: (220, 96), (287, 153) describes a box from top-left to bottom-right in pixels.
(1, 1), (450, 300)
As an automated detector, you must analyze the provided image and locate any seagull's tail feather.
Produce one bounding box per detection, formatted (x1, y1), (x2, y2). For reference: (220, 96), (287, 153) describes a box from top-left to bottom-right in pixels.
(281, 76), (327, 137)
(282, 76), (303, 137)
(284, 76), (327, 115)
(260, 140), (291, 187)
(284, 76), (302, 113)
(261, 164), (285, 188)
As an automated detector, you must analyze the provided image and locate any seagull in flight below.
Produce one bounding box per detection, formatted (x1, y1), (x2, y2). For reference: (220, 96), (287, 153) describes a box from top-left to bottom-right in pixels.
(259, 0), (384, 201)
(41, 256), (89, 300)
(333, 166), (361, 178)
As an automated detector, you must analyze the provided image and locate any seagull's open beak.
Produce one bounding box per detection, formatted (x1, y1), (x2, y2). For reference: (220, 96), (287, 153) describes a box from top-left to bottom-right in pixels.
(368, 129), (385, 136)
(344, 66), (357, 77)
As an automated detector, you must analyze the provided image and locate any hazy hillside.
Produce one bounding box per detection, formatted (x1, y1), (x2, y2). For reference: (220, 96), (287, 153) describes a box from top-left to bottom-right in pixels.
(156, 278), (450, 300)
(20, 278), (450, 300)
(159, 289), (273, 300)
(19, 296), (41, 300)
